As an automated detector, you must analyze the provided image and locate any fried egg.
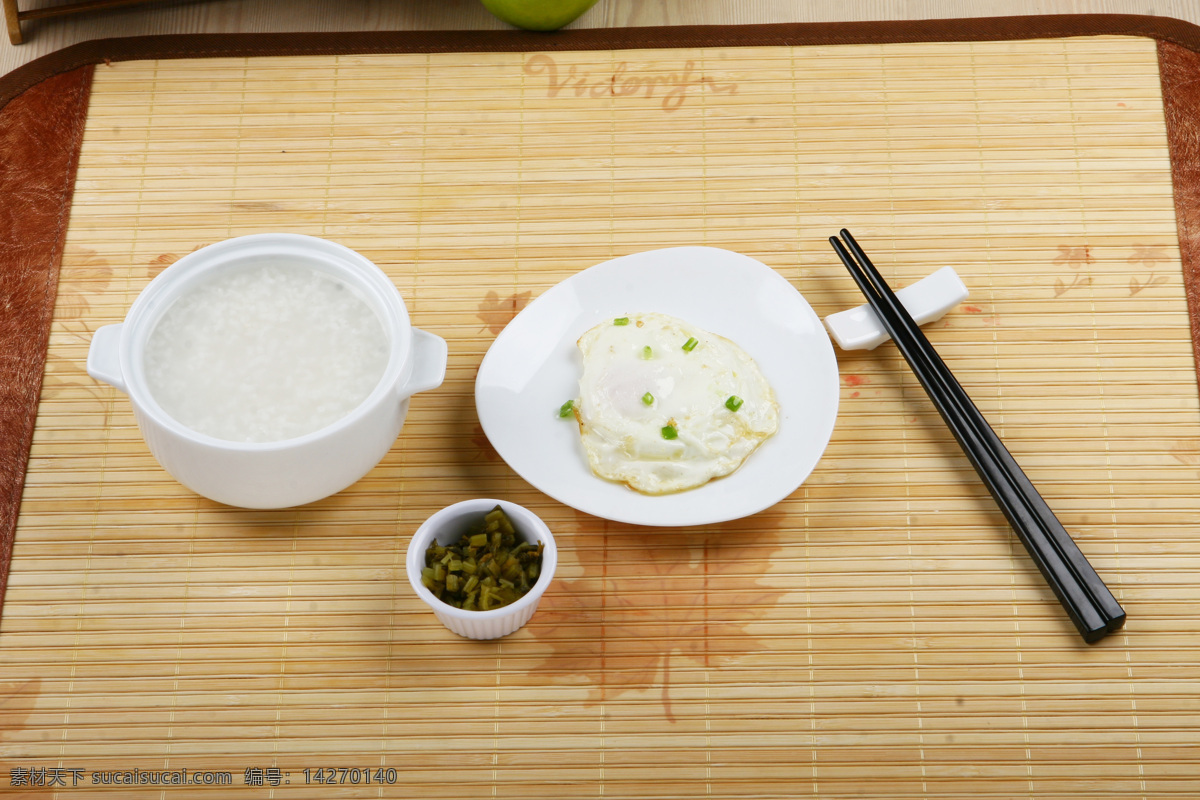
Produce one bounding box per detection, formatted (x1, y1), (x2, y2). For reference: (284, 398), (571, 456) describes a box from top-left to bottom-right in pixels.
(571, 312), (778, 494)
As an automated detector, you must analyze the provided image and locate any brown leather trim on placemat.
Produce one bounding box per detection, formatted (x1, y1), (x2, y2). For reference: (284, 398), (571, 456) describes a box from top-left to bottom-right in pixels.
(1, 14), (1200, 622)
(1159, 40), (1200, 394)
(0, 64), (92, 620)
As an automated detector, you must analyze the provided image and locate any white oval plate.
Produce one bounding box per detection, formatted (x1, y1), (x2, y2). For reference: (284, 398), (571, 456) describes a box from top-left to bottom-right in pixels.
(474, 246), (840, 527)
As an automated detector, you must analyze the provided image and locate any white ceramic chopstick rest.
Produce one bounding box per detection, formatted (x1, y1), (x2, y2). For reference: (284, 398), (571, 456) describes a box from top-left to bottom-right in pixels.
(822, 265), (969, 350)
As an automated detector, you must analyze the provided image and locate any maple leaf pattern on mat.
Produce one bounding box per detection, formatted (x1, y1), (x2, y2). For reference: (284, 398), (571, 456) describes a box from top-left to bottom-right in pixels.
(531, 509), (788, 722)
(477, 290), (532, 335)
(0, 679), (46, 796)
(42, 248), (113, 405)
(55, 247), (112, 328)
(1170, 440), (1200, 468)
(146, 244), (206, 281)
(469, 423), (502, 462)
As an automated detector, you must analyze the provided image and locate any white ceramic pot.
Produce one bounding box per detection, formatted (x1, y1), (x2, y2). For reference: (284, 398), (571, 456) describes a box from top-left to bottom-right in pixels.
(86, 233), (447, 509)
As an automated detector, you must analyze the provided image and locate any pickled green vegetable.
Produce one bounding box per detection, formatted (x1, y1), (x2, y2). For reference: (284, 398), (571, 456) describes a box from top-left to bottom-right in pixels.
(422, 506), (544, 611)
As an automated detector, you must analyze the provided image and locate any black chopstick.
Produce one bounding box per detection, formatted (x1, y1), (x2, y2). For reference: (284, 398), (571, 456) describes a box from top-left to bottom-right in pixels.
(829, 229), (1126, 644)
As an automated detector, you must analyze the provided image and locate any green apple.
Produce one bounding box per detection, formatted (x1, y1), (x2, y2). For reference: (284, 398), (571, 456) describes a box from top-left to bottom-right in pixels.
(480, 0), (600, 31)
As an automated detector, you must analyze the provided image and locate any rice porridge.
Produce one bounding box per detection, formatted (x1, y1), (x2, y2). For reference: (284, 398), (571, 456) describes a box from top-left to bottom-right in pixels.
(143, 261), (390, 442)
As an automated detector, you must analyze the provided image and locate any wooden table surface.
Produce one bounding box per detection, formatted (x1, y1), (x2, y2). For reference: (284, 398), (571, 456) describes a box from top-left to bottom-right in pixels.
(4, 0), (1200, 78)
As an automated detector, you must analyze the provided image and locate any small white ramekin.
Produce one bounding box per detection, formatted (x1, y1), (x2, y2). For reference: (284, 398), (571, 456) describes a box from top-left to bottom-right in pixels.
(406, 499), (557, 640)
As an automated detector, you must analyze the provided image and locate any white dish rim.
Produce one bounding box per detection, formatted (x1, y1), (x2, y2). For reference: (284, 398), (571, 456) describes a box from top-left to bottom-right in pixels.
(474, 246), (840, 527)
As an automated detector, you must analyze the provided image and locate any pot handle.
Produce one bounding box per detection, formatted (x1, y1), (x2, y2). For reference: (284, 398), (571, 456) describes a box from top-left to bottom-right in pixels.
(86, 323), (127, 394)
(400, 328), (448, 398)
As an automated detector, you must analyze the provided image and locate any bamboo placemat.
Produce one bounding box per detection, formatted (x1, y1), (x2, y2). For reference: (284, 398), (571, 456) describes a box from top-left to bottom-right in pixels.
(2, 26), (1200, 799)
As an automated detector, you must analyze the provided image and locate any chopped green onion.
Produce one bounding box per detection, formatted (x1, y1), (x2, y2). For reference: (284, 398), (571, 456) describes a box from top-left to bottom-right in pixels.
(641, 345), (652, 359)
(661, 425), (678, 440)
(682, 337), (698, 352)
(641, 392), (654, 405)
(613, 317), (630, 326)
(725, 395), (744, 412)
(558, 399), (575, 417)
